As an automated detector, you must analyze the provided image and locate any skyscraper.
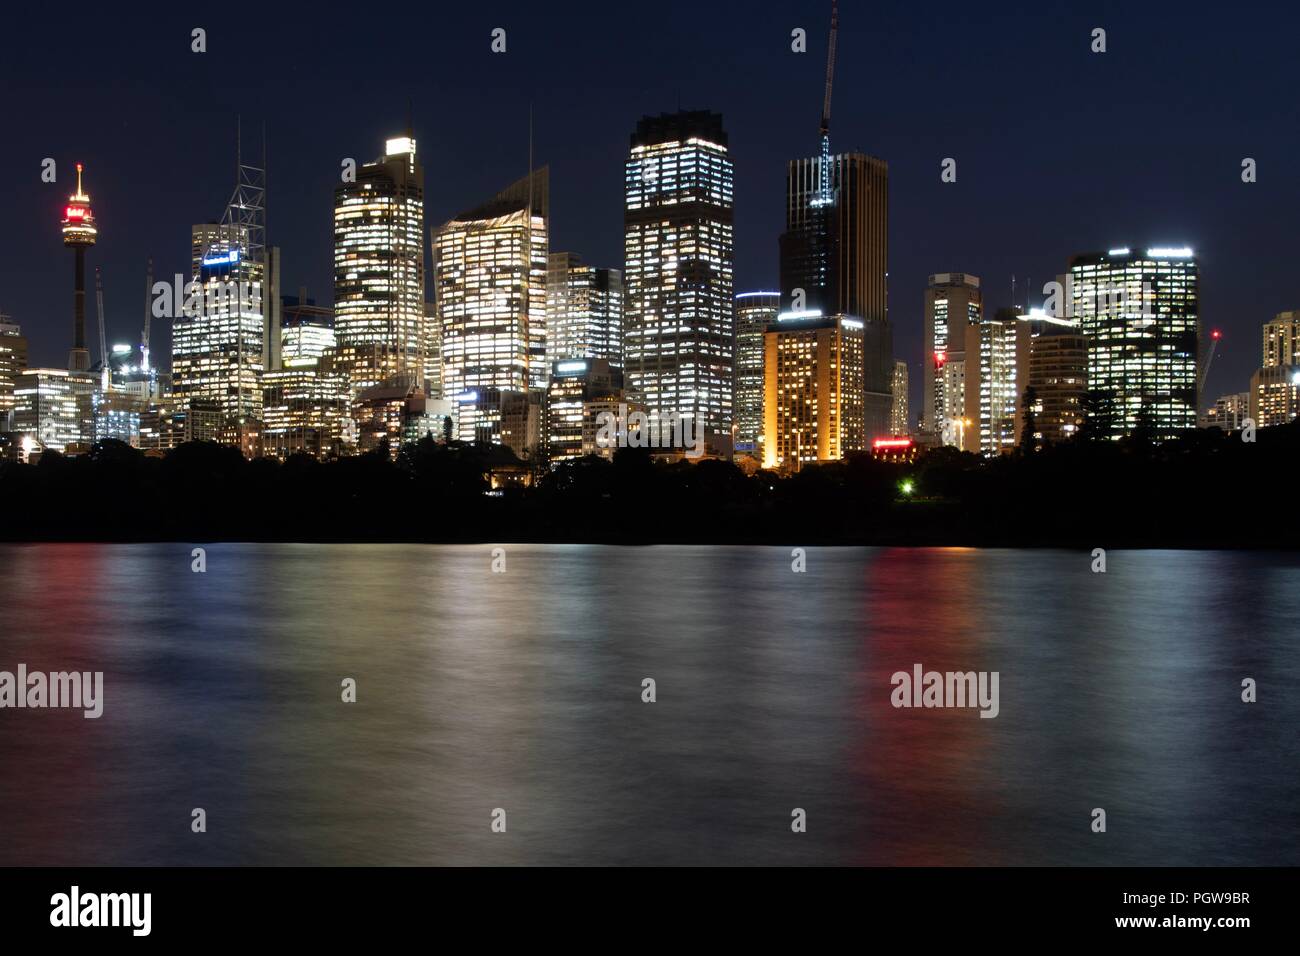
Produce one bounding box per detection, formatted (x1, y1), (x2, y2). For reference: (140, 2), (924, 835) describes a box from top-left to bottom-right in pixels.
(334, 135), (427, 398)
(435, 169), (548, 398)
(923, 273), (982, 438)
(1069, 247), (1200, 439)
(546, 252), (623, 367)
(1262, 310), (1300, 368)
(762, 312), (865, 471)
(890, 360), (909, 435)
(624, 111), (734, 451)
(0, 317), (29, 428)
(171, 223), (274, 424)
(734, 291), (780, 460)
(963, 308), (1031, 456)
(1026, 331), (1088, 444)
(778, 2), (891, 442)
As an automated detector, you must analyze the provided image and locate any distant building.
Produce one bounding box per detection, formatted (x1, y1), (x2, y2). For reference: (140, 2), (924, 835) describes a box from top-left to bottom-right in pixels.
(435, 168), (549, 400)
(779, 151), (891, 442)
(624, 111), (734, 452)
(453, 387), (542, 461)
(1248, 366), (1300, 428)
(1069, 247), (1199, 439)
(334, 135), (428, 400)
(1262, 311), (1300, 368)
(733, 291), (780, 460)
(12, 368), (94, 453)
(963, 308), (1031, 456)
(546, 358), (624, 463)
(546, 253), (623, 368)
(924, 273), (982, 439)
(281, 291), (335, 363)
(762, 313), (865, 472)
(0, 317), (28, 428)
(139, 400), (221, 452)
(890, 360), (909, 435)
(1027, 332), (1088, 444)
(261, 356), (350, 460)
(1202, 391), (1250, 431)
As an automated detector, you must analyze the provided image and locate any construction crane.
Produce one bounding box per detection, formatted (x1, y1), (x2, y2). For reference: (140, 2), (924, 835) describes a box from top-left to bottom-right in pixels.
(141, 258), (153, 375)
(95, 266), (109, 391)
(1200, 328), (1222, 394)
(816, 0), (839, 208)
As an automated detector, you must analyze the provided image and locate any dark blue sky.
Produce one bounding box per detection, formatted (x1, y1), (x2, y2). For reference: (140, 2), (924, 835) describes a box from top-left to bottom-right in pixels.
(2, 0), (1297, 408)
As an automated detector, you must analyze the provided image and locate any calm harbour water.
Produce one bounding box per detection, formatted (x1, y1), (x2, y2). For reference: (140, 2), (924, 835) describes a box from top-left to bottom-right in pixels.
(0, 543), (1296, 866)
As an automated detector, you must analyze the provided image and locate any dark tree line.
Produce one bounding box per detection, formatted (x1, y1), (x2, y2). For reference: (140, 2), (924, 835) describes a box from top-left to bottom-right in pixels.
(2, 422), (1298, 546)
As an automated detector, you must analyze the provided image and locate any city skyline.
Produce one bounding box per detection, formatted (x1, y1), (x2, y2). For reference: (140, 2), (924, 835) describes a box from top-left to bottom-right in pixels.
(2, 1), (1294, 419)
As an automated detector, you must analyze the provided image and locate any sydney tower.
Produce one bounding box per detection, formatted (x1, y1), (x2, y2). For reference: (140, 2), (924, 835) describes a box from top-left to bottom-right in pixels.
(60, 163), (97, 372)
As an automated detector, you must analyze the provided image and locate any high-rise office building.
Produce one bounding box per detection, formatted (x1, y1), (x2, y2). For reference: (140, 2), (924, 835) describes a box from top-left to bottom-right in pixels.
(923, 273), (982, 438)
(762, 312), (865, 472)
(1248, 366), (1300, 427)
(281, 291), (335, 363)
(1026, 331), (1088, 444)
(546, 252), (623, 367)
(334, 135), (427, 398)
(261, 357), (350, 461)
(1262, 311), (1300, 368)
(624, 111), (734, 451)
(1203, 391), (1250, 431)
(733, 291), (780, 459)
(1069, 247), (1199, 440)
(171, 223), (276, 425)
(546, 358), (624, 463)
(434, 168), (549, 409)
(12, 368), (93, 453)
(890, 360), (909, 435)
(0, 317), (29, 427)
(963, 308), (1031, 456)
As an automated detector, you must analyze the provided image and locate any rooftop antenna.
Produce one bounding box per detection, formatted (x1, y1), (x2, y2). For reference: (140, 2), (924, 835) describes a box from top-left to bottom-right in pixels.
(142, 258), (153, 375)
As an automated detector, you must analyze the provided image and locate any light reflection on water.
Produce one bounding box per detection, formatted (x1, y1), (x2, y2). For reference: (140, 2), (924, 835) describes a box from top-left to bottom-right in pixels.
(0, 544), (1295, 866)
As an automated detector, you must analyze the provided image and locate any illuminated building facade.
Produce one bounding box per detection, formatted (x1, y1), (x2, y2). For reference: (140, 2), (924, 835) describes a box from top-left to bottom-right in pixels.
(1248, 365), (1300, 427)
(1026, 332), (1088, 444)
(1262, 311), (1300, 368)
(963, 308), (1031, 456)
(624, 112), (734, 450)
(779, 152), (891, 441)
(923, 273), (982, 439)
(733, 291), (779, 460)
(12, 368), (93, 453)
(0, 317), (28, 426)
(139, 400), (221, 452)
(454, 387), (542, 460)
(281, 291), (335, 362)
(172, 223), (275, 424)
(334, 136), (427, 398)
(546, 358), (624, 463)
(762, 312), (865, 472)
(891, 360), (909, 435)
(1069, 247), (1200, 439)
(434, 168), (549, 406)
(1203, 391), (1250, 431)
(546, 252), (623, 367)
(261, 357), (350, 460)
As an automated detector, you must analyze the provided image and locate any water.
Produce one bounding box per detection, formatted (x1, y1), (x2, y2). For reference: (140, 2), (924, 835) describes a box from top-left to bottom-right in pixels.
(0, 544), (1296, 866)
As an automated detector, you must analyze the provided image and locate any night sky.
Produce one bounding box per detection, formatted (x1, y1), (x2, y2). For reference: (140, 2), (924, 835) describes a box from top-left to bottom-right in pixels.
(2, 0), (1297, 411)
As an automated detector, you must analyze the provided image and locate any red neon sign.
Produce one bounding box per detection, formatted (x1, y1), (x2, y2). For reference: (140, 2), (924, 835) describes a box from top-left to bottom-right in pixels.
(934, 350), (947, 367)
(65, 206), (87, 219)
(873, 438), (913, 449)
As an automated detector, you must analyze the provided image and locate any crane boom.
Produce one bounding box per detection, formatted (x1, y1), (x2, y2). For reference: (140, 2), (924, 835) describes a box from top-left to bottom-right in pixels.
(142, 257), (153, 373)
(95, 267), (109, 391)
(820, 0), (838, 136)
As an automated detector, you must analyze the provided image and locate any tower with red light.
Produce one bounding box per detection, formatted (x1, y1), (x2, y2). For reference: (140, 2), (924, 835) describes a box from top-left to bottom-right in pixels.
(61, 163), (97, 372)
